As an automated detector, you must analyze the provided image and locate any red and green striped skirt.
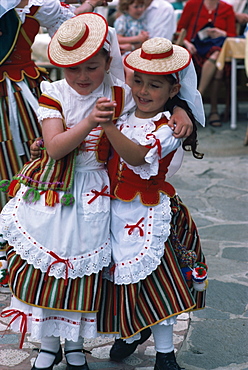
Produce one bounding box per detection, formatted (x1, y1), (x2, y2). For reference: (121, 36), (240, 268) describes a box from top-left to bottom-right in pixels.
(97, 195), (206, 338)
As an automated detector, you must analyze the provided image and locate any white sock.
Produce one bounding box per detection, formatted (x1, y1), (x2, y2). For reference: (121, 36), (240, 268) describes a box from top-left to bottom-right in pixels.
(34, 336), (60, 368)
(65, 337), (86, 366)
(151, 323), (174, 353)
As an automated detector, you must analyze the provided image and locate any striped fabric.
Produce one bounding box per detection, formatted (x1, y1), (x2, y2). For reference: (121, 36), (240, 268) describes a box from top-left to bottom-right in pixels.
(97, 195), (206, 337)
(0, 73), (49, 210)
(15, 146), (77, 191)
(7, 246), (103, 312)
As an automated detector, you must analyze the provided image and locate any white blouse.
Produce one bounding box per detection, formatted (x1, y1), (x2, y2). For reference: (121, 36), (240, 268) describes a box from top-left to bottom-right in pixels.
(16, 0), (76, 36)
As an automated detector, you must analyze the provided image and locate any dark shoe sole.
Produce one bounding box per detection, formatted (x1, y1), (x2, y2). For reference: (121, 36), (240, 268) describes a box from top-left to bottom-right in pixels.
(31, 345), (63, 370)
(110, 327), (152, 361)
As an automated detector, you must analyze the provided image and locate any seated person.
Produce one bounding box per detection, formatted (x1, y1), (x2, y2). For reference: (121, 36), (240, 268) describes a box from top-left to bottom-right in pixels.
(177, 0), (236, 126)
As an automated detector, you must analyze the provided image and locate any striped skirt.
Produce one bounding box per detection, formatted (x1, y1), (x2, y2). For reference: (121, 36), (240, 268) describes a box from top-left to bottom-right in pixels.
(97, 195), (206, 338)
(6, 245), (103, 312)
(0, 71), (49, 210)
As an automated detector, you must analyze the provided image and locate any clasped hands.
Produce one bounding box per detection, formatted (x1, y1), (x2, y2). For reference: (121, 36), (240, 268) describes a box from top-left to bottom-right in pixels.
(89, 97), (117, 127)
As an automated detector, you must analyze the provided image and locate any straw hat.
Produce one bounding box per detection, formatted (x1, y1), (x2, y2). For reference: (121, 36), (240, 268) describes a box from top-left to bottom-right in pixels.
(48, 13), (108, 67)
(124, 38), (191, 75)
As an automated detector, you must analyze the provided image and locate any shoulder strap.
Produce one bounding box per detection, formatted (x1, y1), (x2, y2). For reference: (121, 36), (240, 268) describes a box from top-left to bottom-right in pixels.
(39, 93), (67, 130)
(111, 86), (125, 121)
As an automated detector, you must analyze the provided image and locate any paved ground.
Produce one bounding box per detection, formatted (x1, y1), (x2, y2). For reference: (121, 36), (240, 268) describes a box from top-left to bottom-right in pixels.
(0, 103), (247, 370)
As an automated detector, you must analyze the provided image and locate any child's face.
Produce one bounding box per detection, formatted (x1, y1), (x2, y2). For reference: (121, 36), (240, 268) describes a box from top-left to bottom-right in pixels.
(128, 2), (146, 19)
(63, 52), (111, 95)
(132, 72), (180, 118)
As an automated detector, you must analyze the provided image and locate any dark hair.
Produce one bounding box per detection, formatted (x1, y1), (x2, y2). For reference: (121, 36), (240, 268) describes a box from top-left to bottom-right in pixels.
(118, 0), (145, 13)
(99, 47), (111, 61)
(166, 95), (204, 160)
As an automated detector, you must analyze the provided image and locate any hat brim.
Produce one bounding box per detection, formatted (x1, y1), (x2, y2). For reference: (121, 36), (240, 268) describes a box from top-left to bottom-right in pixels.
(48, 13), (108, 67)
(124, 45), (191, 75)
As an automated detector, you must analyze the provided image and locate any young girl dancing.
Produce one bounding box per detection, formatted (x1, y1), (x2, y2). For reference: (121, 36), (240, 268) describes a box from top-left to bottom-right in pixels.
(0, 12), (135, 370)
(96, 37), (208, 370)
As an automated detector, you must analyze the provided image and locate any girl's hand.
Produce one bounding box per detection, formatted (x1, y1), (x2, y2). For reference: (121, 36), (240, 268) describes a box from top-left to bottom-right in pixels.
(168, 107), (193, 138)
(88, 97), (117, 126)
(30, 138), (43, 161)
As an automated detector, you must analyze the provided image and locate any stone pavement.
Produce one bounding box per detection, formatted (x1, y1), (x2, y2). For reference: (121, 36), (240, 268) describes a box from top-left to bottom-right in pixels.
(0, 103), (248, 370)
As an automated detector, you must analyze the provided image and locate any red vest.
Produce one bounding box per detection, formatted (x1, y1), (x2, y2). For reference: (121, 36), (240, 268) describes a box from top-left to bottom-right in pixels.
(108, 116), (176, 206)
(0, 6), (41, 82)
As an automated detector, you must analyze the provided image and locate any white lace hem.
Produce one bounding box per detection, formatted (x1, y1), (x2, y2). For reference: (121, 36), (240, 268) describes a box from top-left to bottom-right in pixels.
(6, 298), (99, 342)
(1, 197), (111, 280)
(113, 196), (172, 285)
(37, 106), (62, 123)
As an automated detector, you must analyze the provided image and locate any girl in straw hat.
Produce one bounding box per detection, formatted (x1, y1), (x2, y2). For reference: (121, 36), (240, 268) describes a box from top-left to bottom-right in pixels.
(0, 0), (113, 294)
(0, 0), (111, 213)
(95, 37), (207, 370)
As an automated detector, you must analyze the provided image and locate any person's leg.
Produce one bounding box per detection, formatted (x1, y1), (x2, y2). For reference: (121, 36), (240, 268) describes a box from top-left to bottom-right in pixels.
(208, 67), (224, 127)
(64, 337), (89, 369)
(198, 50), (220, 96)
(151, 323), (182, 370)
(32, 336), (61, 369)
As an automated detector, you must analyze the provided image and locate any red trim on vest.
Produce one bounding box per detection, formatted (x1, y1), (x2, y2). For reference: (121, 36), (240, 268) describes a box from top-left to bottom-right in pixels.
(108, 116), (177, 206)
(0, 6), (41, 82)
(97, 86), (124, 163)
(39, 94), (63, 113)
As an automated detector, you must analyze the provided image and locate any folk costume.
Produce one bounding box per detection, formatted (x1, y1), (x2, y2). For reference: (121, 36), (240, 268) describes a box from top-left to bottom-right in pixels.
(97, 39), (207, 349)
(0, 13), (134, 347)
(0, 0), (76, 211)
(98, 111), (207, 338)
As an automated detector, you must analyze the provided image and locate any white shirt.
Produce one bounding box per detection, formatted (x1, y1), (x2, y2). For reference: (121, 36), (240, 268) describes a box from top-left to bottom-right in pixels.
(223, 0), (247, 13)
(144, 0), (176, 40)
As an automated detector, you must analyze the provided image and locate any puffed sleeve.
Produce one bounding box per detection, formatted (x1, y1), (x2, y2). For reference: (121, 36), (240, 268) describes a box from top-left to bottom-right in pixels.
(120, 112), (182, 179)
(37, 81), (63, 123)
(35, 0), (75, 37)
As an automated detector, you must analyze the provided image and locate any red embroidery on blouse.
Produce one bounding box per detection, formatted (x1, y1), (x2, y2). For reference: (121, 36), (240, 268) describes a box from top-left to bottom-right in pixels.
(145, 133), (162, 158)
(125, 217), (145, 236)
(88, 185), (115, 204)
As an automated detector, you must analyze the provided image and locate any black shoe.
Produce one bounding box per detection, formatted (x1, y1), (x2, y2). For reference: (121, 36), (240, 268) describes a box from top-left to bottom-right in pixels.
(154, 351), (184, 370)
(110, 327), (152, 361)
(31, 345), (63, 370)
(65, 349), (90, 370)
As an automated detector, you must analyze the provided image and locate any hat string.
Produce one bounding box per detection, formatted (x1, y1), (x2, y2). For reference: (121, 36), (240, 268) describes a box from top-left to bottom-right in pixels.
(60, 24), (89, 51)
(140, 48), (173, 61)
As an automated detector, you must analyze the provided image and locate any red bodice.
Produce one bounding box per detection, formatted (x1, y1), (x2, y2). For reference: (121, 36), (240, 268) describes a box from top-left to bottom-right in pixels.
(108, 116), (177, 206)
(0, 6), (41, 82)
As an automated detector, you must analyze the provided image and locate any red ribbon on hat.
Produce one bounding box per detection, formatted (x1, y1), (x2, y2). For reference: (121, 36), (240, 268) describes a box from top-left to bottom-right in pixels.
(140, 48), (173, 60)
(60, 25), (89, 51)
